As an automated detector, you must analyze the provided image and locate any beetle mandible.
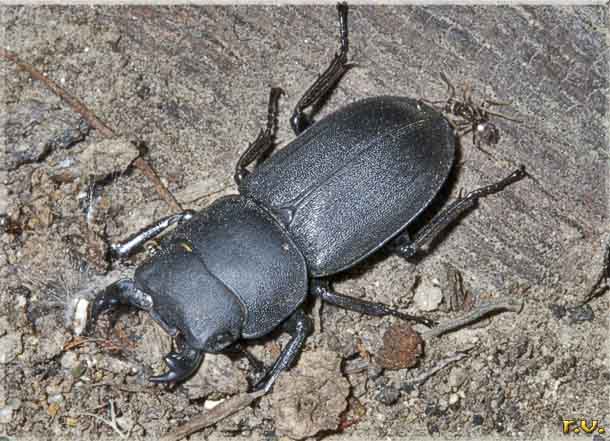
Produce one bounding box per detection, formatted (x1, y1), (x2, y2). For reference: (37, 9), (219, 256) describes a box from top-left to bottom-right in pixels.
(88, 3), (526, 393)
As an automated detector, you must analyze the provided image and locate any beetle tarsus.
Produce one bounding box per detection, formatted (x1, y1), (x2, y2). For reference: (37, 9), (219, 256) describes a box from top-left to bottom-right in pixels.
(149, 345), (204, 384)
(290, 2), (351, 135)
(311, 280), (436, 327)
(235, 87), (283, 185)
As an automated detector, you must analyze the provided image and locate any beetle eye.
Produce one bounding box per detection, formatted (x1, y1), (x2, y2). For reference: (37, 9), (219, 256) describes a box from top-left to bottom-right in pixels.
(176, 239), (193, 253)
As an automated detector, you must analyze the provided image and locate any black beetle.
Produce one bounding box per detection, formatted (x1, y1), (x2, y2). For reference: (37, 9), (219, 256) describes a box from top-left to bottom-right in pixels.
(89, 3), (525, 393)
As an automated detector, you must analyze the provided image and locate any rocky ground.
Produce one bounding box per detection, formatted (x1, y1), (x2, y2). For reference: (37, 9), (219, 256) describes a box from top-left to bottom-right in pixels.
(1, 4), (608, 441)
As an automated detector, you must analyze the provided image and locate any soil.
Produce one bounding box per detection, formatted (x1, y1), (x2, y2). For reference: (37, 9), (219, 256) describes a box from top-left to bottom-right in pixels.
(1, 4), (608, 441)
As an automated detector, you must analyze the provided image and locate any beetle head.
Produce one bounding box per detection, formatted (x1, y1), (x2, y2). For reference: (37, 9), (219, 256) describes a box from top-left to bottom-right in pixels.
(135, 239), (244, 353)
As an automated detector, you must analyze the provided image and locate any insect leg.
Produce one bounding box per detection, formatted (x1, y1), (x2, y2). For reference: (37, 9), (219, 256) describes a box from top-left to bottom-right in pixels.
(225, 342), (267, 378)
(253, 308), (312, 393)
(439, 71), (457, 101)
(110, 210), (195, 259)
(234, 87), (283, 185)
(88, 279), (153, 333)
(393, 166), (526, 259)
(311, 279), (435, 327)
(290, 2), (351, 135)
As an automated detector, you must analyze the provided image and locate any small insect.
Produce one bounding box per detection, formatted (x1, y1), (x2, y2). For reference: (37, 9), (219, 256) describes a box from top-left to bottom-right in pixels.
(421, 72), (521, 153)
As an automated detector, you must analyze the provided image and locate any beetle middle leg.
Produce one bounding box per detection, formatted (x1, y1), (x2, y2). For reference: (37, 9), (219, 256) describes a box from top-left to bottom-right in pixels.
(290, 2), (350, 135)
(393, 166), (527, 259)
(253, 308), (312, 393)
(311, 279), (435, 327)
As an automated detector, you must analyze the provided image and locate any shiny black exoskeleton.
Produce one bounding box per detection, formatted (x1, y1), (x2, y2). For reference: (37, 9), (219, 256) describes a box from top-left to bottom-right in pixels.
(89, 3), (525, 393)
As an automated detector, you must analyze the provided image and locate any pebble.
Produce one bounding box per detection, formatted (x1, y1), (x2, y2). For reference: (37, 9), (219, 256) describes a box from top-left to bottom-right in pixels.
(78, 137), (139, 181)
(0, 407), (13, 424)
(472, 414), (484, 426)
(269, 350), (350, 439)
(48, 393), (65, 405)
(0, 333), (23, 364)
(567, 304), (594, 323)
(61, 351), (79, 370)
(3, 100), (89, 170)
(116, 415), (134, 432)
(375, 323), (423, 370)
(549, 304), (566, 320)
(413, 279), (443, 312)
(6, 398), (21, 410)
(184, 353), (248, 400)
(448, 367), (468, 389)
(204, 399), (224, 410)
(375, 383), (401, 406)
(105, 357), (138, 375)
(471, 360), (485, 372)
(37, 329), (65, 360)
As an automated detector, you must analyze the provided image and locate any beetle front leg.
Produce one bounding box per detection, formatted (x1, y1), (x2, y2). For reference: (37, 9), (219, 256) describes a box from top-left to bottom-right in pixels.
(110, 210), (195, 259)
(311, 279), (435, 327)
(393, 166), (526, 259)
(253, 308), (312, 393)
(234, 87), (283, 185)
(149, 340), (204, 384)
(88, 279), (153, 333)
(290, 2), (351, 135)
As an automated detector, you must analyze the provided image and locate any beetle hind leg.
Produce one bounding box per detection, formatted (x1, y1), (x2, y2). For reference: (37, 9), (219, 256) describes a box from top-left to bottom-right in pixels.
(149, 341), (204, 384)
(311, 279), (435, 327)
(393, 166), (527, 259)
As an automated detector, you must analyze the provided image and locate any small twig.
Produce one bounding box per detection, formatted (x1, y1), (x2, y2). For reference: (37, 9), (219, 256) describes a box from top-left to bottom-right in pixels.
(402, 352), (469, 387)
(0, 48), (115, 137)
(63, 336), (102, 351)
(422, 298), (524, 340)
(132, 157), (181, 212)
(76, 400), (129, 439)
(160, 390), (265, 441)
(0, 47), (181, 212)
